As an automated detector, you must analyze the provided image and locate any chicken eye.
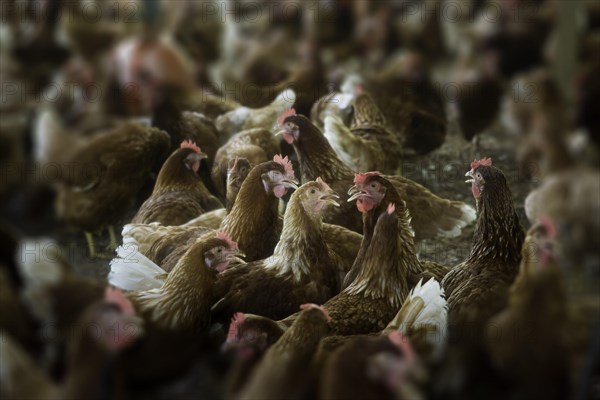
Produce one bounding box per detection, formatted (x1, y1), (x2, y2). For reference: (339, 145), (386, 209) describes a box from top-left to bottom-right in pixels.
(476, 172), (482, 179)
(310, 189), (316, 194)
(371, 182), (378, 189)
(244, 332), (257, 342)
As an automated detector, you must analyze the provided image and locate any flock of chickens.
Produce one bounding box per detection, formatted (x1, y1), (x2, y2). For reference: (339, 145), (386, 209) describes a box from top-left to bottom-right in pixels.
(1, 0), (599, 399)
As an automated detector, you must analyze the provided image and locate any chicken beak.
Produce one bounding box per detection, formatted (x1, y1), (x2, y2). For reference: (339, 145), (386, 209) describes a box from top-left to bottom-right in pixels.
(227, 248), (246, 260)
(320, 192), (340, 207)
(347, 185), (367, 202)
(275, 130), (286, 136)
(281, 178), (299, 190)
(216, 249), (246, 271)
(347, 184), (359, 196)
(465, 169), (474, 183)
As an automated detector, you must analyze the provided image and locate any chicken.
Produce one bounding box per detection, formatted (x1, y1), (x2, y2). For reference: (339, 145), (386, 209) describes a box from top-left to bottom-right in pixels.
(52, 121), (170, 257)
(0, 288), (143, 400)
(439, 158), (525, 395)
(235, 304), (331, 400)
(485, 216), (571, 399)
(211, 128), (280, 199)
(443, 158), (525, 325)
(320, 331), (426, 400)
(131, 140), (223, 226)
(211, 178), (341, 322)
(128, 232), (241, 332)
(215, 89), (296, 141)
(278, 110), (475, 239)
(343, 172), (451, 289)
(449, 57), (503, 147)
(310, 91), (354, 131)
(524, 167), (600, 272)
(323, 90), (402, 173)
(359, 51), (448, 154)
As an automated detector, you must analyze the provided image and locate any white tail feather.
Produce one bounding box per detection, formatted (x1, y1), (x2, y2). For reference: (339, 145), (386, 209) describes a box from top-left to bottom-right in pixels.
(404, 278), (447, 330)
(394, 278), (448, 361)
(108, 244), (166, 291)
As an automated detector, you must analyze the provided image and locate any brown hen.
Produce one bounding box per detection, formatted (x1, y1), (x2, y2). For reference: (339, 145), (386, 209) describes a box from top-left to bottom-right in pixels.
(132, 141), (222, 226)
(54, 122), (170, 256)
(323, 91), (402, 173)
(211, 179), (341, 323)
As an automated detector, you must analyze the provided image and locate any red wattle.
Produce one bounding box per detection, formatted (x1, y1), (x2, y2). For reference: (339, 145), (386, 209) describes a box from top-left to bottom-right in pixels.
(273, 185), (287, 198)
(283, 132), (294, 144)
(471, 182), (480, 199)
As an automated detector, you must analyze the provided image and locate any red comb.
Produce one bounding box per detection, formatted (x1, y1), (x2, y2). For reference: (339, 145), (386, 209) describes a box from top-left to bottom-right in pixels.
(316, 176), (332, 192)
(388, 331), (416, 362)
(470, 157), (492, 170)
(104, 286), (135, 316)
(538, 214), (557, 239)
(387, 203), (396, 214)
(180, 140), (202, 154)
(277, 108), (297, 127)
(226, 312), (246, 344)
(300, 303), (331, 322)
(216, 231), (238, 250)
(354, 171), (381, 184)
(273, 154), (295, 179)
